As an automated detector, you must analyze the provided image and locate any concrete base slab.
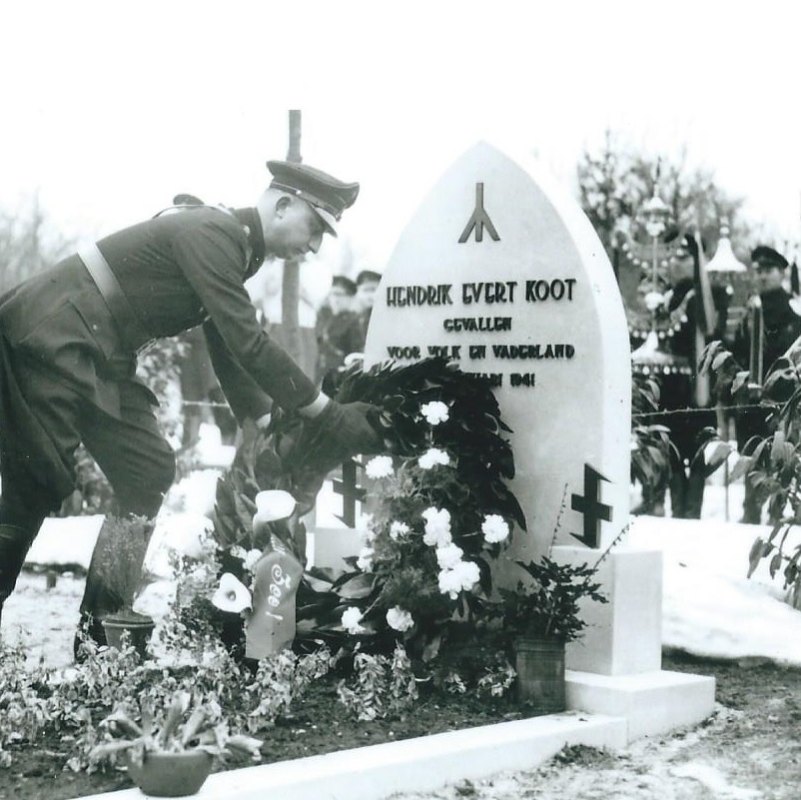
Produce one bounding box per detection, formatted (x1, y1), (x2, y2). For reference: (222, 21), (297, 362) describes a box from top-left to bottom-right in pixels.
(552, 545), (663, 675)
(566, 668), (716, 741)
(80, 712), (627, 800)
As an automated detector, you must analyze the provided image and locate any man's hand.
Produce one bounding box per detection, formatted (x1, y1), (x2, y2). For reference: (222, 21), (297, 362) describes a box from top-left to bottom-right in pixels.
(314, 400), (383, 456)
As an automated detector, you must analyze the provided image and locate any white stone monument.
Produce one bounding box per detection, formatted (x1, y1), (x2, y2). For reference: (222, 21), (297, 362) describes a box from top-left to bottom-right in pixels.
(363, 142), (714, 741)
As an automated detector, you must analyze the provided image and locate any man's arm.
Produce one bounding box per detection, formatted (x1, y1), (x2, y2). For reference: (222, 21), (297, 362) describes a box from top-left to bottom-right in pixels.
(203, 320), (273, 423)
(171, 218), (321, 414)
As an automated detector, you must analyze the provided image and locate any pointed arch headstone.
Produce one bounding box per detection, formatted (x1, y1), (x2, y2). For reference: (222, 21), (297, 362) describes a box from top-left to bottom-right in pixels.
(360, 142), (714, 737)
(365, 141), (631, 562)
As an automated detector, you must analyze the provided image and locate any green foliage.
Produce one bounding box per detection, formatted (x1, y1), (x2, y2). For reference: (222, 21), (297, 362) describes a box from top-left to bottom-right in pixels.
(208, 358), (523, 664)
(701, 339), (801, 598)
(630, 373), (679, 493)
(244, 647), (333, 732)
(334, 358), (524, 530)
(89, 690), (262, 769)
(0, 618), (330, 772)
(495, 557), (608, 643)
(335, 644), (419, 721)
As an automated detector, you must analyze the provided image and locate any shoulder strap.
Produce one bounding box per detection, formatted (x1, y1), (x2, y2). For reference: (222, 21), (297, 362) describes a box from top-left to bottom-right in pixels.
(77, 243), (151, 353)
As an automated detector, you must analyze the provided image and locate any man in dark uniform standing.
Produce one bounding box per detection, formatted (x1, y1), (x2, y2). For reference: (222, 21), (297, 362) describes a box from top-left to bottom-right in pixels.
(734, 245), (801, 522)
(348, 269), (382, 354)
(315, 275), (360, 385)
(658, 233), (730, 518)
(0, 160), (381, 644)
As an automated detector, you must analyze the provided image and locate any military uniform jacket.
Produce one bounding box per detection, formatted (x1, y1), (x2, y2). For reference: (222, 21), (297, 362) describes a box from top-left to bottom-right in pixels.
(734, 287), (801, 374)
(0, 206), (317, 423)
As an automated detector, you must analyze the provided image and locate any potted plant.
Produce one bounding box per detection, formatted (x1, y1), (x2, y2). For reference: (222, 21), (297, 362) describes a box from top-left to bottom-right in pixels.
(90, 691), (262, 797)
(92, 514), (156, 657)
(496, 556), (608, 711)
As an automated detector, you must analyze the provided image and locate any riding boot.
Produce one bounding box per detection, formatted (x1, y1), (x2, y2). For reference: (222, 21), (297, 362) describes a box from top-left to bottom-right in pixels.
(684, 462), (707, 520)
(669, 468), (689, 519)
(74, 514), (155, 660)
(0, 523), (38, 630)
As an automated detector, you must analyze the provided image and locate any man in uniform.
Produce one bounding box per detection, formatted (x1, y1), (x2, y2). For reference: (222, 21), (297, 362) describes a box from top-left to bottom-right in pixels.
(315, 275), (360, 385)
(0, 159), (382, 645)
(657, 233), (730, 518)
(348, 269), (382, 353)
(734, 245), (801, 522)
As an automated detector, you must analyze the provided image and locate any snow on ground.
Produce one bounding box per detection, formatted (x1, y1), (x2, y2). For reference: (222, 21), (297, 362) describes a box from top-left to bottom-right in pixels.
(9, 431), (801, 669)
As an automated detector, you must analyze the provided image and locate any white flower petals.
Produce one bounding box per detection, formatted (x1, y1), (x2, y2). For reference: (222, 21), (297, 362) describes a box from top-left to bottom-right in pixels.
(211, 573), (252, 614)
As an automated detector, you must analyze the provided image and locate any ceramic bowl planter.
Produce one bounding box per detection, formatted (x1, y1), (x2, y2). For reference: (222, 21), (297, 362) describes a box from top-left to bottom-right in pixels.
(513, 635), (566, 711)
(102, 608), (155, 658)
(126, 750), (213, 797)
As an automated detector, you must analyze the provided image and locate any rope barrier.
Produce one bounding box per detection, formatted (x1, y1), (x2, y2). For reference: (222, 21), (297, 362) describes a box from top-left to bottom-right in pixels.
(632, 403), (770, 421)
(180, 397), (772, 422)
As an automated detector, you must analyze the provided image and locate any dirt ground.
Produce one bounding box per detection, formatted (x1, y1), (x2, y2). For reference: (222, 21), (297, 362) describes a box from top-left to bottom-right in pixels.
(391, 655), (801, 800)
(2, 574), (801, 800)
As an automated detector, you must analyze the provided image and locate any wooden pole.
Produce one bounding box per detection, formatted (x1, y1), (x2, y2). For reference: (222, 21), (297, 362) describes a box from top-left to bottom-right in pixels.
(281, 109), (302, 365)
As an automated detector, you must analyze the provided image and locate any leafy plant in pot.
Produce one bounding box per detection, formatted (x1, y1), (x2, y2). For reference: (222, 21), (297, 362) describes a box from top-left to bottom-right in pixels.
(495, 555), (608, 712)
(92, 514), (156, 657)
(90, 691), (262, 797)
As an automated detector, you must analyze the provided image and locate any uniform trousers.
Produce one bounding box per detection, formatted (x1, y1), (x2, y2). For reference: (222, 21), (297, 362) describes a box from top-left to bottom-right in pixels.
(0, 349), (175, 622)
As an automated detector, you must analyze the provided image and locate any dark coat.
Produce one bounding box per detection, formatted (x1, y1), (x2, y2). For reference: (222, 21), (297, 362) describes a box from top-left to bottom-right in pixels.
(734, 287), (801, 375)
(0, 206), (317, 423)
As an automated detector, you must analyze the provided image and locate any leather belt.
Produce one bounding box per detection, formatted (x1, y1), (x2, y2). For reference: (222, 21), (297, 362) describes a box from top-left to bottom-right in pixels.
(77, 243), (151, 354)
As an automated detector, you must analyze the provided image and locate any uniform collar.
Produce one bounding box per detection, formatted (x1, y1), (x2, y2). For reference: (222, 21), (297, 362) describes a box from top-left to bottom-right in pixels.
(232, 207), (266, 277)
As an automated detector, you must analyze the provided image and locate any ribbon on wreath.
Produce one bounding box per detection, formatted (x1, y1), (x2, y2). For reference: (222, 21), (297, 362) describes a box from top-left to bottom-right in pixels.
(245, 534), (304, 659)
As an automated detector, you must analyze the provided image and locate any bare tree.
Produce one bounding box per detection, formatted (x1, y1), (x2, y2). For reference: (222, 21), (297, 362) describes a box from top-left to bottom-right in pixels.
(0, 193), (75, 295)
(576, 132), (752, 264)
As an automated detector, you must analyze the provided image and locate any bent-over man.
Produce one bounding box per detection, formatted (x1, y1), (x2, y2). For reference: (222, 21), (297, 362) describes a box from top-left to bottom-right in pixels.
(0, 160), (381, 648)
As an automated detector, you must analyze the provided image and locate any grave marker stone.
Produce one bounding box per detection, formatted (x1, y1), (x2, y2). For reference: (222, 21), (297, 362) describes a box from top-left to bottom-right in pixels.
(364, 141), (631, 566)
(359, 141), (713, 733)
(364, 142), (660, 677)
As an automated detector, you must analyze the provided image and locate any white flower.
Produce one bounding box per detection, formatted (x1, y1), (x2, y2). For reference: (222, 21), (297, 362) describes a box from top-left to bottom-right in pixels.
(436, 542), (464, 570)
(229, 546), (264, 573)
(253, 490), (297, 536)
(481, 514), (510, 544)
(365, 455), (394, 479)
(358, 524), (376, 545)
(438, 569), (463, 599)
(422, 507), (452, 547)
(438, 560), (480, 599)
(389, 521), (410, 541)
(242, 548), (264, 572)
(420, 401), (449, 426)
(341, 606), (366, 634)
(254, 489), (296, 522)
(419, 447), (451, 470)
(386, 606), (414, 632)
(356, 547), (374, 572)
(211, 573), (252, 614)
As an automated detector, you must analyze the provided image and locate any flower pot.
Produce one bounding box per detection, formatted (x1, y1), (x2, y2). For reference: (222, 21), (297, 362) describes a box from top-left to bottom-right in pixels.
(126, 750), (213, 797)
(102, 610), (155, 658)
(513, 636), (566, 711)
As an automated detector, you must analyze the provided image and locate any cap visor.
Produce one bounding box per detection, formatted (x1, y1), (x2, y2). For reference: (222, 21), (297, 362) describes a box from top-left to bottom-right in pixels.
(311, 206), (338, 237)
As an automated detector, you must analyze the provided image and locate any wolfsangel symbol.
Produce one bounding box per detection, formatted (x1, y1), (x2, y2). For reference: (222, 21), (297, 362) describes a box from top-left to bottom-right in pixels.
(458, 182), (500, 243)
